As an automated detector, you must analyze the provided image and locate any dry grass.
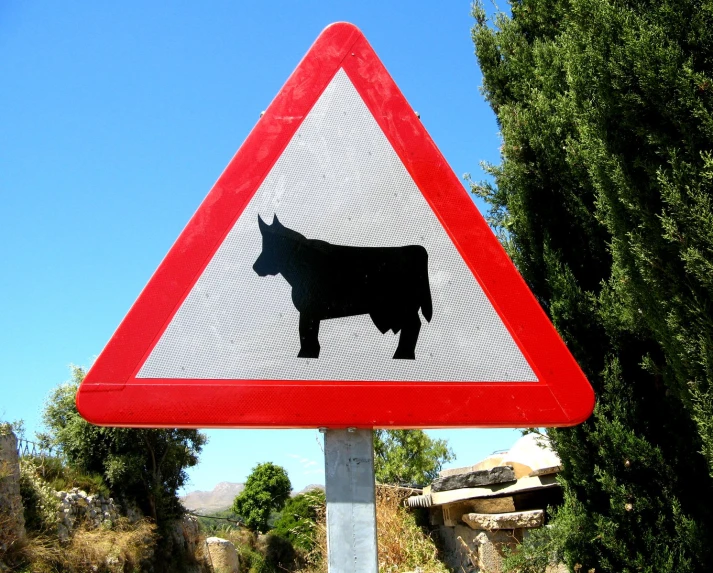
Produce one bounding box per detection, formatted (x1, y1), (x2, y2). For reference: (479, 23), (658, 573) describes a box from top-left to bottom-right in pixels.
(10, 518), (157, 573)
(294, 501), (326, 573)
(375, 486), (448, 573)
(202, 486), (446, 573)
(292, 485), (445, 573)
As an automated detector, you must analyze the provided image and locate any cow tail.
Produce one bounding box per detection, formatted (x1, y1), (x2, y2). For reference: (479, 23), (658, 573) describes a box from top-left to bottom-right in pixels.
(420, 250), (433, 322)
(421, 280), (433, 322)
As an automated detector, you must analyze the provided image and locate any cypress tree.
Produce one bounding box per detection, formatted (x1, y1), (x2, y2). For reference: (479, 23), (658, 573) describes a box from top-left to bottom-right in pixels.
(472, 0), (713, 570)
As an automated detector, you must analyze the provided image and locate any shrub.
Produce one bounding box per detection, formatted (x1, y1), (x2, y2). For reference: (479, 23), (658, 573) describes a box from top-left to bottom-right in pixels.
(272, 489), (325, 552)
(26, 455), (109, 498)
(19, 458), (60, 533)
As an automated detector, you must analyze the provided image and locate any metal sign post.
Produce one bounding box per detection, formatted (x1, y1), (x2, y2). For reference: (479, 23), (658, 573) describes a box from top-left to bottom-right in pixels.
(323, 428), (378, 573)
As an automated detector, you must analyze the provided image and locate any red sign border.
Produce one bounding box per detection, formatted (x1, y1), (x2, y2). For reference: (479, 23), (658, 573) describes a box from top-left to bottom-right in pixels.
(77, 22), (594, 428)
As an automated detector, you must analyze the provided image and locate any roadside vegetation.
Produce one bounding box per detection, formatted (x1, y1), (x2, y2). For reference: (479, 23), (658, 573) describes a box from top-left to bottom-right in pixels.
(3, 380), (451, 573)
(1, 367), (209, 573)
(199, 481), (447, 573)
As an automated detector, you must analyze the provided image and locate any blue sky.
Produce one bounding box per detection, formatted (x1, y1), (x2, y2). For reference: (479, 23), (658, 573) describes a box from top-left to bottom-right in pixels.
(0, 1), (525, 493)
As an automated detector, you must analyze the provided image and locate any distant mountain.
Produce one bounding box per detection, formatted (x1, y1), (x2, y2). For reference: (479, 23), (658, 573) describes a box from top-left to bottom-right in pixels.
(181, 481), (326, 515)
(180, 481), (245, 514)
(296, 484), (325, 495)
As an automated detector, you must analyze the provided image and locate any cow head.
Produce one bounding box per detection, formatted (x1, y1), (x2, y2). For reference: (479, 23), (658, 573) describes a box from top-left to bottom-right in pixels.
(253, 214), (287, 276)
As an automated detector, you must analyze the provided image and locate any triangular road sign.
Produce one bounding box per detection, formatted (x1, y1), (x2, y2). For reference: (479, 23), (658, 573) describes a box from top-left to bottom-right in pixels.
(78, 22), (594, 428)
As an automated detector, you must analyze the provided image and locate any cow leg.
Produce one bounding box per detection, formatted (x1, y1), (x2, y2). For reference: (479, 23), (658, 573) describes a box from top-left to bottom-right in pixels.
(298, 314), (321, 358)
(393, 313), (421, 359)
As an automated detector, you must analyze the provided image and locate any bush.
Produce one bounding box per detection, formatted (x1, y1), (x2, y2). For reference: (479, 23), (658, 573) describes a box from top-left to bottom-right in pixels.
(272, 489), (325, 552)
(261, 533), (298, 571)
(19, 458), (60, 533)
(40, 367), (207, 525)
(25, 455), (109, 498)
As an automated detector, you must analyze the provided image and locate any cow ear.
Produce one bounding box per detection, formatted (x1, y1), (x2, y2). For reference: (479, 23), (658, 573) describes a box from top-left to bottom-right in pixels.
(258, 214), (268, 234)
(273, 214), (283, 228)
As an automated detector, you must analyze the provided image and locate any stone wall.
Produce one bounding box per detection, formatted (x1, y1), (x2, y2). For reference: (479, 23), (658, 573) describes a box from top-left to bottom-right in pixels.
(0, 429), (25, 554)
(55, 488), (121, 541)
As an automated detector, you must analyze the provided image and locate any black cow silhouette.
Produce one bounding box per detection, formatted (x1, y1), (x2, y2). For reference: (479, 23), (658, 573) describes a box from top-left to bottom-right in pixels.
(253, 215), (433, 359)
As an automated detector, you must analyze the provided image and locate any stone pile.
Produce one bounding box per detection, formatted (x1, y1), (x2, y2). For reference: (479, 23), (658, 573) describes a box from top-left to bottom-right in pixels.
(55, 488), (120, 541)
(407, 434), (564, 573)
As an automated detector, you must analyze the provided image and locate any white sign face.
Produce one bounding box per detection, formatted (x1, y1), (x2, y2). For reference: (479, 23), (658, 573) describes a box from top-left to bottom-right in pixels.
(138, 70), (537, 382)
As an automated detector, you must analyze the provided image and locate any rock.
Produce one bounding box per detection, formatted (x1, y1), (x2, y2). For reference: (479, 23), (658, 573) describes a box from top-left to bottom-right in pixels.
(205, 537), (239, 573)
(529, 465), (563, 477)
(470, 497), (516, 514)
(439, 464), (481, 478)
(462, 509), (544, 531)
(437, 524), (480, 572)
(431, 466), (516, 492)
(474, 530), (519, 573)
(439, 497), (518, 526)
(471, 453), (508, 472)
(0, 430), (26, 546)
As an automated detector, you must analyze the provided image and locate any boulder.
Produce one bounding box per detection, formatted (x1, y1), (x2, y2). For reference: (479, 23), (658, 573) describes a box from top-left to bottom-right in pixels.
(205, 537), (239, 573)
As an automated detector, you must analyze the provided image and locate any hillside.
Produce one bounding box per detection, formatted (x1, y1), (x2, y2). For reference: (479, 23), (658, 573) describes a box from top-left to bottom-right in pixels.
(180, 481), (244, 514)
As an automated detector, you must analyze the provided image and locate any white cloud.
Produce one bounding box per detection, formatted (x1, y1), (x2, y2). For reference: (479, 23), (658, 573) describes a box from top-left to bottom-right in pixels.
(287, 453), (322, 475)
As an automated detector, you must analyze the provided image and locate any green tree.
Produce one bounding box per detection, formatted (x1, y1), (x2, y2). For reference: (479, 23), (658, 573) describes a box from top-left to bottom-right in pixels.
(373, 430), (454, 486)
(39, 366), (207, 524)
(232, 462), (292, 533)
(472, 0), (713, 571)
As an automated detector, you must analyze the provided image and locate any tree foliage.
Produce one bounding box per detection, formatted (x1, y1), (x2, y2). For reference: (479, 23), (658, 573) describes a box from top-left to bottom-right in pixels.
(39, 366), (207, 524)
(373, 430), (454, 486)
(232, 462), (292, 533)
(472, 0), (713, 571)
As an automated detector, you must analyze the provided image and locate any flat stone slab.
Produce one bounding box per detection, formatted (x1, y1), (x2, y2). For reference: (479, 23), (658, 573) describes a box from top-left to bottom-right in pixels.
(529, 465), (562, 477)
(470, 496), (516, 514)
(439, 464), (479, 478)
(430, 473), (560, 506)
(431, 466), (516, 492)
(462, 509), (544, 531)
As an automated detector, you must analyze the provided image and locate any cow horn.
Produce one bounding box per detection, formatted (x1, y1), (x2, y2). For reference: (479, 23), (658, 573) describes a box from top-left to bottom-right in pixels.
(258, 214), (268, 232)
